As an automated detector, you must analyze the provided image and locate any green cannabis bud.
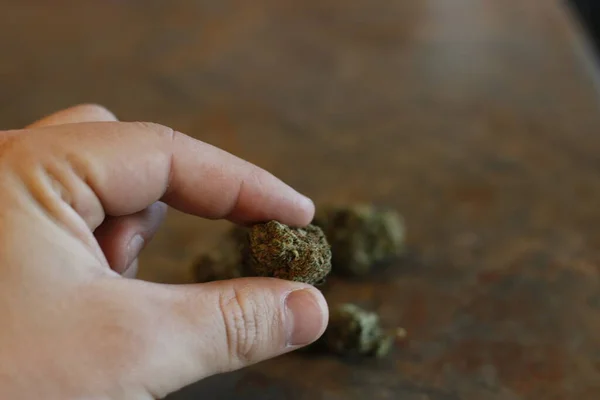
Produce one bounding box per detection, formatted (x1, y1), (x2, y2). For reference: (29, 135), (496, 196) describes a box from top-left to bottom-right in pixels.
(313, 204), (405, 277)
(247, 220), (332, 285)
(322, 303), (395, 358)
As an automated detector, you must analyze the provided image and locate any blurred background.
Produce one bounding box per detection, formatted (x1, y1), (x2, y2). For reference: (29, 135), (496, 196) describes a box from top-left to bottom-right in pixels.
(2, 1), (600, 399)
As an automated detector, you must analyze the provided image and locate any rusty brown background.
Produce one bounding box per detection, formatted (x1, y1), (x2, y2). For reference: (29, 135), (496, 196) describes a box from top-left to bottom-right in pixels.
(2, 0), (600, 399)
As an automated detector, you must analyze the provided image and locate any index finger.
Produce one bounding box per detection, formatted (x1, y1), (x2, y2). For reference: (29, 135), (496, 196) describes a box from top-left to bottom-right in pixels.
(10, 121), (315, 229)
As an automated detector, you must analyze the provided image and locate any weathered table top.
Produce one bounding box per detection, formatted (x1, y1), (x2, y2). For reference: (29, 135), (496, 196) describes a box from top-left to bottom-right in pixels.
(3, 0), (600, 398)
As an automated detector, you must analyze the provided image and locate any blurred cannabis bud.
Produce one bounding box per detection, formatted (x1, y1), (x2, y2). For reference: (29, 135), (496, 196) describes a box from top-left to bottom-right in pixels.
(313, 204), (405, 276)
(192, 225), (248, 283)
(322, 303), (395, 358)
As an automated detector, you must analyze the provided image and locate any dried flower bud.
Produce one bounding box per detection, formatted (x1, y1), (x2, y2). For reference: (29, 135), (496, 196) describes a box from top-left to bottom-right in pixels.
(313, 204), (405, 277)
(246, 220), (332, 285)
(323, 303), (395, 358)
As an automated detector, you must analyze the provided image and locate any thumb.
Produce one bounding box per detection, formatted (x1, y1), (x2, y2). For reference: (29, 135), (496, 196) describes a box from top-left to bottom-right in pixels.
(129, 278), (328, 397)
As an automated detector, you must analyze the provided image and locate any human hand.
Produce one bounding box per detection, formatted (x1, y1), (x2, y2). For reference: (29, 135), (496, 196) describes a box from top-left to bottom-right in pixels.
(0, 104), (328, 399)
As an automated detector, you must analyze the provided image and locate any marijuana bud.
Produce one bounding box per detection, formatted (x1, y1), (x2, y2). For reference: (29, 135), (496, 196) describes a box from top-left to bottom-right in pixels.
(247, 220), (332, 285)
(313, 204), (405, 277)
(322, 303), (395, 358)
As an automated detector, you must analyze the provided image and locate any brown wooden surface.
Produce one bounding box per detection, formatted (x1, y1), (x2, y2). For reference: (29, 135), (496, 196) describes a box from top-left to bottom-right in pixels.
(3, 1), (600, 399)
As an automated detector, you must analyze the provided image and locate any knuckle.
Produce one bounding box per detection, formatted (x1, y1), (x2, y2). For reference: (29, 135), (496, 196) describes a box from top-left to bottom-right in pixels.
(218, 286), (264, 366)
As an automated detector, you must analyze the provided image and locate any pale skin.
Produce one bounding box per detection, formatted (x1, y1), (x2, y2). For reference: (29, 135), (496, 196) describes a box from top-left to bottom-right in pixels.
(0, 104), (329, 399)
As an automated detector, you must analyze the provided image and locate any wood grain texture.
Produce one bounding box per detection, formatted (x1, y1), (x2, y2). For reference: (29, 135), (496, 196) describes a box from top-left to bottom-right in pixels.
(2, 0), (600, 398)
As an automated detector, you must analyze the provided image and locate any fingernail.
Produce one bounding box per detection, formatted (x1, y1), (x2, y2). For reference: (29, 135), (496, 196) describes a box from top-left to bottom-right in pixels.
(300, 194), (315, 210)
(284, 289), (326, 347)
(125, 235), (145, 270)
(297, 194), (315, 225)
